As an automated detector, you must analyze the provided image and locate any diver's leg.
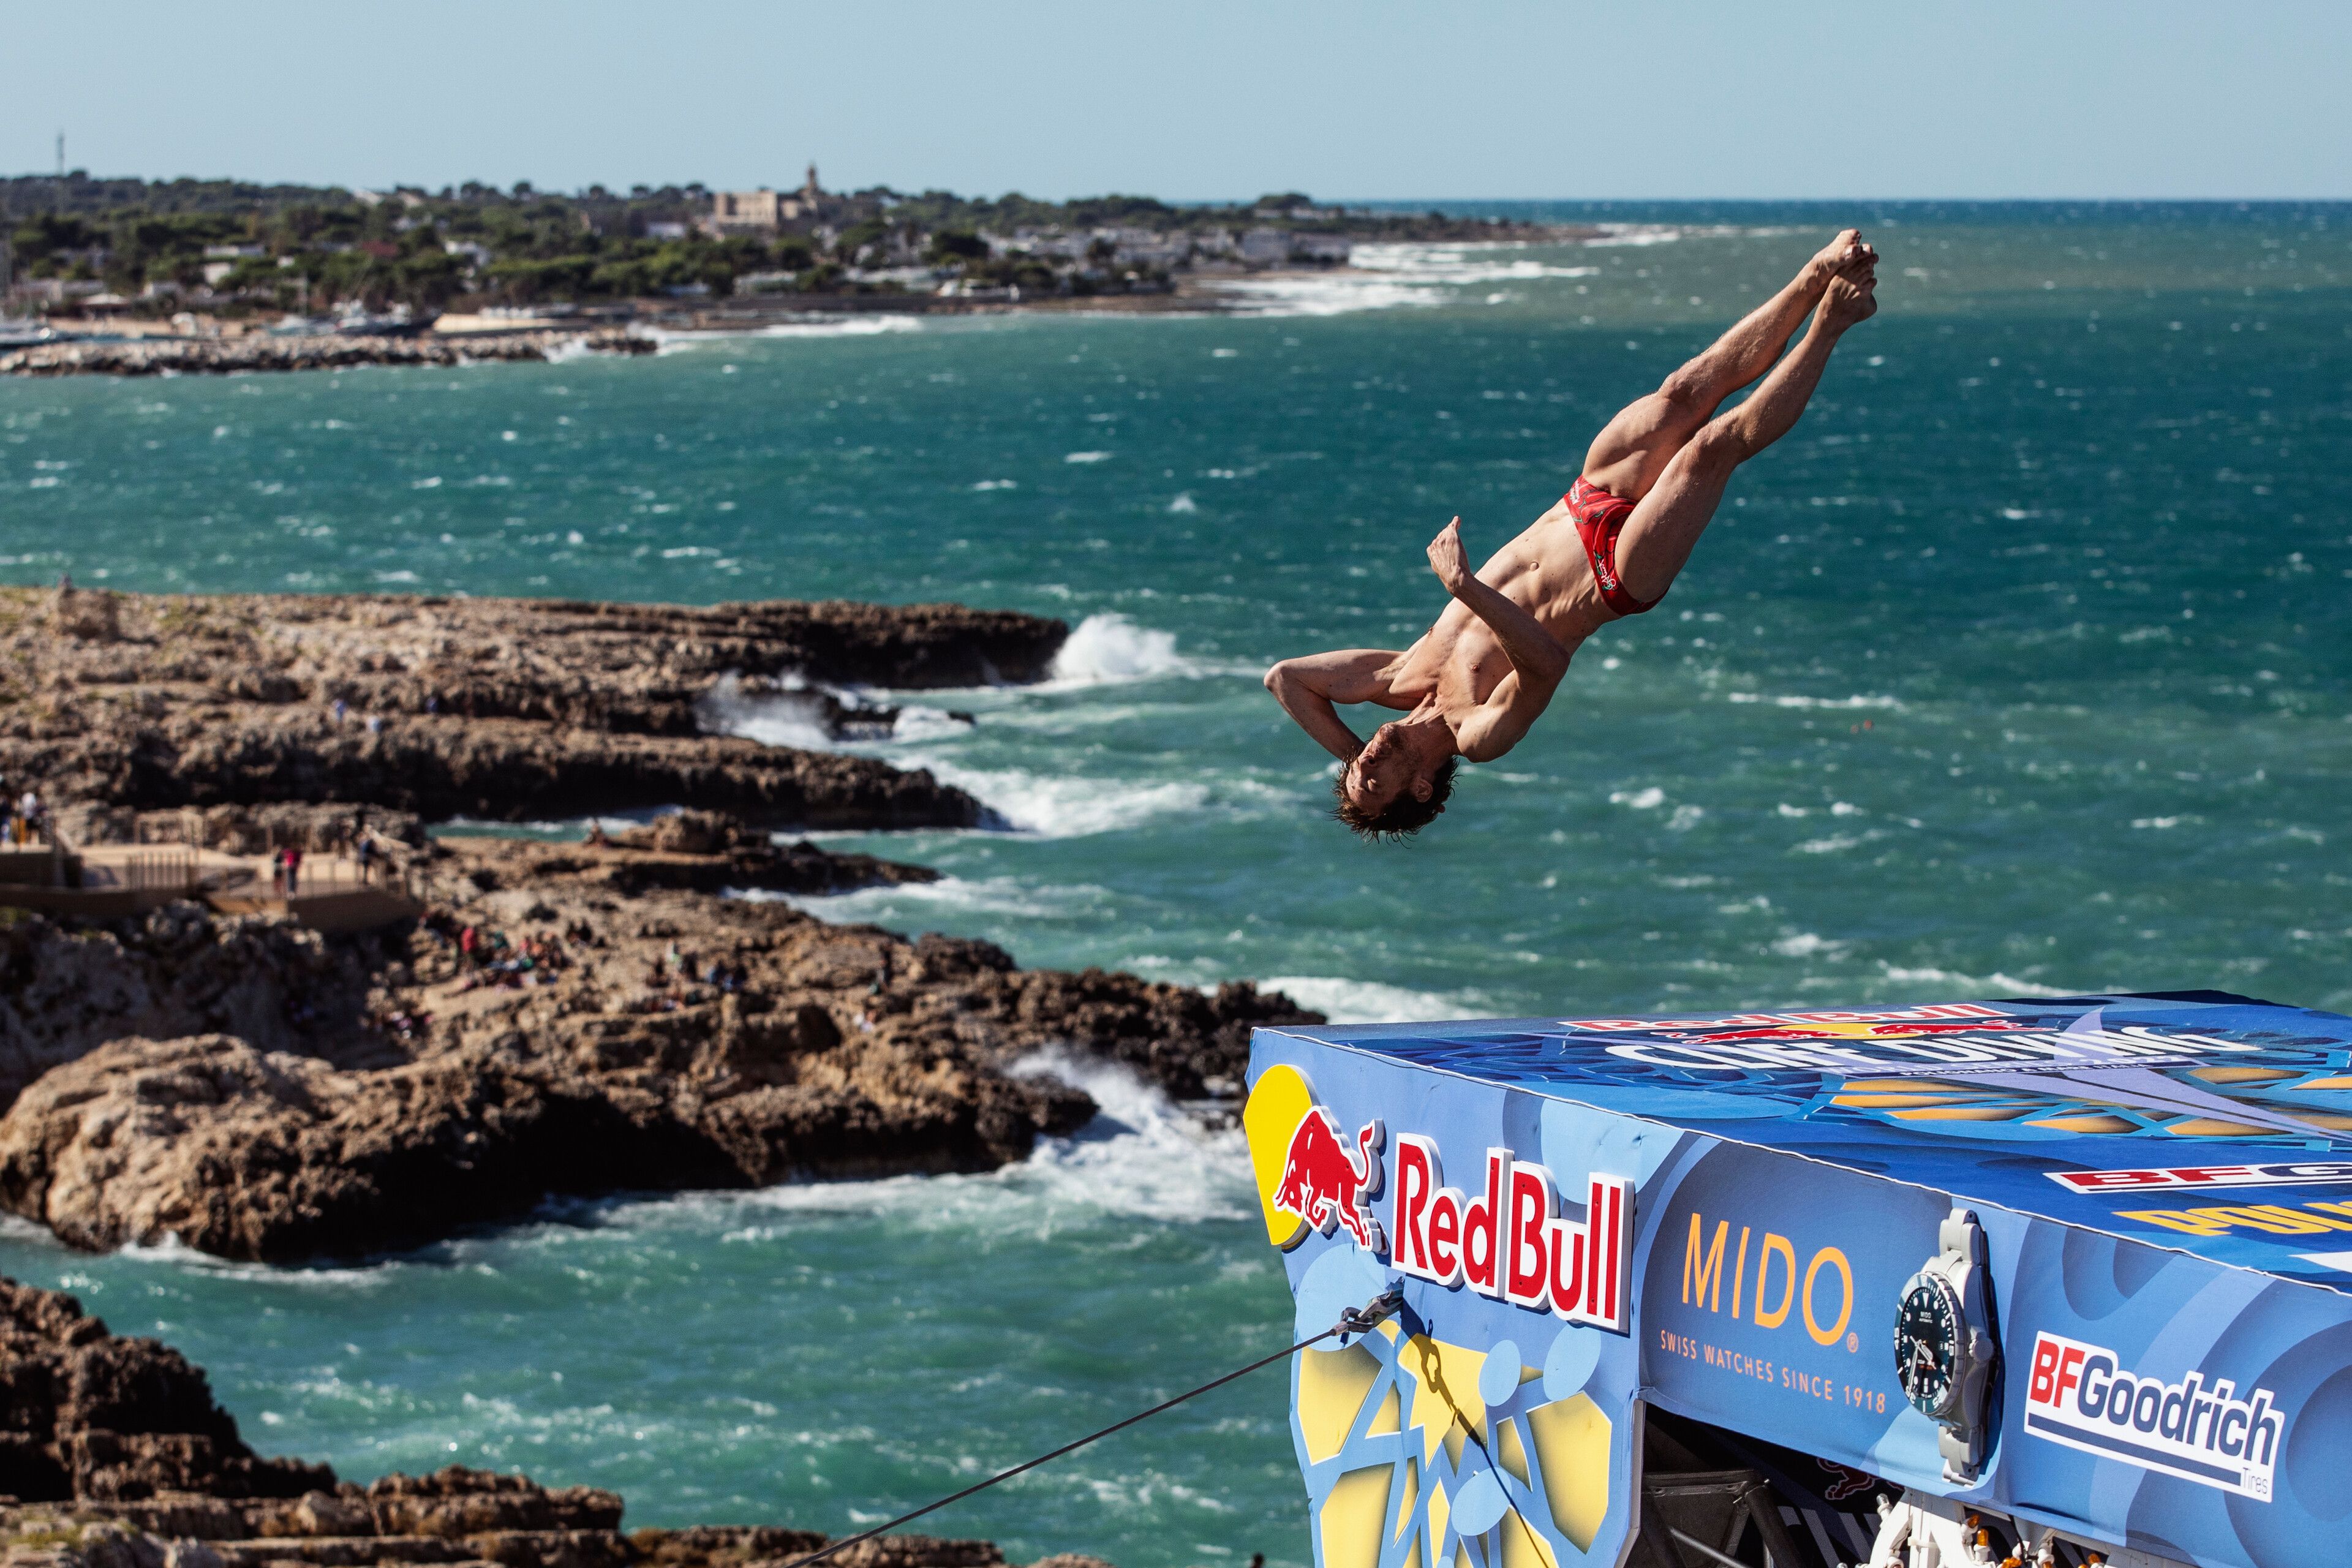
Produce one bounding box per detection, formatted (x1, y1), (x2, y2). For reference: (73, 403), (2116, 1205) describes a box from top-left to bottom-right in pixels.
(1612, 274), (1877, 601)
(1581, 232), (1872, 500)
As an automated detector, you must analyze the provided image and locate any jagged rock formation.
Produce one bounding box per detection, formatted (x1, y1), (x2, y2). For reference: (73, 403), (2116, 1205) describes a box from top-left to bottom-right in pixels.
(0, 587), (1065, 831)
(0, 329), (655, 378)
(0, 1277), (1099, 1568)
(0, 587), (1321, 1265)
(0, 827), (1317, 1262)
(0, 1276), (330, 1502)
(0, 903), (404, 1106)
(464, 815), (943, 897)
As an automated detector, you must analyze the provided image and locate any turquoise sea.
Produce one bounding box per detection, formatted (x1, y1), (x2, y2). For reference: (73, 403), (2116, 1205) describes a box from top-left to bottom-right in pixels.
(1, 202), (2347, 1566)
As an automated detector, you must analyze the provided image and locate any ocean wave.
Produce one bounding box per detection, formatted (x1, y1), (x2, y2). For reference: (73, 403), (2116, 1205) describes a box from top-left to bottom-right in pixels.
(1208, 241), (1601, 317)
(756, 316), (924, 339)
(763, 873), (1104, 923)
(1046, 613), (1190, 684)
(695, 672), (834, 751)
(1204, 274), (1450, 318)
(646, 318), (923, 350)
(1879, 962), (2047, 993)
(1039, 612), (1259, 688)
(538, 337), (600, 363)
(1350, 243), (1599, 284)
(890, 703), (972, 742)
(1259, 975), (1491, 1025)
(927, 761), (1215, 837)
(1724, 691), (1904, 711)
(109, 1231), (401, 1289)
(678, 1052), (1253, 1232)
(1585, 222), (1807, 249)
(1585, 224), (1683, 248)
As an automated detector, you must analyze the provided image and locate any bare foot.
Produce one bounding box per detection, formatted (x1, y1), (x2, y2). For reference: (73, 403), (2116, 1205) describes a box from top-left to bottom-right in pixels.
(1811, 228), (1868, 278)
(1819, 274), (1878, 334)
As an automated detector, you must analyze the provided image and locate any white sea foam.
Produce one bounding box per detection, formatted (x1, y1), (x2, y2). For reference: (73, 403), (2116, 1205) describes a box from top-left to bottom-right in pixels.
(538, 336), (602, 363)
(1771, 932), (1849, 959)
(1026, 614), (1259, 689)
(1879, 963), (2046, 993)
(927, 761), (1213, 837)
(109, 1231), (399, 1289)
(1046, 613), (1190, 684)
(1350, 244), (1599, 284)
(767, 873), (1099, 923)
(645, 318), (923, 350)
(1261, 976), (1491, 1025)
(696, 672), (834, 750)
(889, 703), (972, 742)
(1208, 241), (1607, 317)
(1585, 225), (1683, 248)
(676, 1054), (1254, 1233)
(1793, 834), (1865, 854)
(1725, 692), (1904, 711)
(1005, 1049), (1254, 1222)
(755, 316), (923, 339)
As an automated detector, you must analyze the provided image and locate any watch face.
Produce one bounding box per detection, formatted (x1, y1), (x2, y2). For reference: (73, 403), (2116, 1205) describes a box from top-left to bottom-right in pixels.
(1893, 1273), (1962, 1417)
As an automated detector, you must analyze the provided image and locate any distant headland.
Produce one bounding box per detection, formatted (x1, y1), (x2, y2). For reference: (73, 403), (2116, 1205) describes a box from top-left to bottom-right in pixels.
(0, 168), (1600, 372)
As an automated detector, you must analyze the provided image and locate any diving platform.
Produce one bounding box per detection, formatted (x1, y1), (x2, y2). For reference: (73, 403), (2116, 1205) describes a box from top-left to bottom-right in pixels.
(1247, 991), (2352, 1568)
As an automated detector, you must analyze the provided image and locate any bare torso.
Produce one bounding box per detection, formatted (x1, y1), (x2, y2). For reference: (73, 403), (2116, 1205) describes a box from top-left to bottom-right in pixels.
(1373, 497), (1610, 722)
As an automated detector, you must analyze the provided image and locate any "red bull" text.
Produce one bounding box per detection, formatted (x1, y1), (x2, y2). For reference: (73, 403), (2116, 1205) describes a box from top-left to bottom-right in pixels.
(1389, 1136), (1631, 1332)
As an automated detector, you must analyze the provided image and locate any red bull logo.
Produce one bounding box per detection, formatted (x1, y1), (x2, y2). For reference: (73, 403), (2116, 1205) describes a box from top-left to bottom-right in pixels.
(1244, 1065), (1631, 1333)
(1390, 1136), (1632, 1332)
(1270, 1107), (1387, 1252)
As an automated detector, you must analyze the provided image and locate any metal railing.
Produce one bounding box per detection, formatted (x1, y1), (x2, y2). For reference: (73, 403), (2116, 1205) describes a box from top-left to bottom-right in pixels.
(121, 848), (198, 895)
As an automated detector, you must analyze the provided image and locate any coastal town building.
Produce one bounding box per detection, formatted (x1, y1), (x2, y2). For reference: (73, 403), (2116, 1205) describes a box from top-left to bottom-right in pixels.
(706, 165), (827, 235)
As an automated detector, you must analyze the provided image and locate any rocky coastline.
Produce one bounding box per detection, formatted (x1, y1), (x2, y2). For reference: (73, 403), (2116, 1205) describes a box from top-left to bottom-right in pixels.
(0, 582), (1322, 1263)
(0, 330), (656, 379)
(4, 587), (1065, 832)
(0, 1275), (1088, 1568)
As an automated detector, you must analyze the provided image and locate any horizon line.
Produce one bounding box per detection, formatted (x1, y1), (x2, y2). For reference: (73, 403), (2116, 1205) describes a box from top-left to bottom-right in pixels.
(4, 175), (2350, 208)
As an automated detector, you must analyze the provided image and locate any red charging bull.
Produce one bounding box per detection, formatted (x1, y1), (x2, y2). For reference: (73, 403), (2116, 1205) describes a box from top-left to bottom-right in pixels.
(1271, 1108), (1386, 1252)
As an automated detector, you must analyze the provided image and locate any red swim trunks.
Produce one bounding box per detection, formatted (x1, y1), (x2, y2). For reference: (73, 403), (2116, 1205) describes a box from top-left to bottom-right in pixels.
(1564, 477), (1660, 617)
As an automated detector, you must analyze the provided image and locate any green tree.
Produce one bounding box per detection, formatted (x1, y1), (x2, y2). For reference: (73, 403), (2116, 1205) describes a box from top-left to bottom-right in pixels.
(927, 228), (986, 263)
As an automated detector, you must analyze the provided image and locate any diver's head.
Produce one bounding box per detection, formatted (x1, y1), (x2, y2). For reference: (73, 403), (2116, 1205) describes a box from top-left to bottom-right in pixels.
(1334, 721), (1458, 841)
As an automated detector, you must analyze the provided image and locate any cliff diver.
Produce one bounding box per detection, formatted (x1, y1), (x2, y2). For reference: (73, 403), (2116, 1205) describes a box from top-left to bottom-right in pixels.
(1265, 230), (1879, 839)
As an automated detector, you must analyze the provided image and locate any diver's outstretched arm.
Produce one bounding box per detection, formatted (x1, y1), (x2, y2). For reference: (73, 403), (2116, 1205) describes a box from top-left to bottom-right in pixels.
(1264, 649), (1398, 763)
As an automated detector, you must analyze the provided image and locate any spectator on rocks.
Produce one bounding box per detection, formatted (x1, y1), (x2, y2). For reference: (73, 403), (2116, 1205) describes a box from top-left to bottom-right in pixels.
(355, 835), (375, 884)
(331, 697), (348, 726)
(284, 843), (303, 897)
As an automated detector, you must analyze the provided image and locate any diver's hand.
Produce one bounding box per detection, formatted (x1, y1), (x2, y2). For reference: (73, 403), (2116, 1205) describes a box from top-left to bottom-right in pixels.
(1427, 517), (1471, 594)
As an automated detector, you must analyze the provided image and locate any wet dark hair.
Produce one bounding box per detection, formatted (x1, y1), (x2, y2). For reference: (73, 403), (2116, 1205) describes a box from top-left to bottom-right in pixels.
(1332, 756), (1458, 842)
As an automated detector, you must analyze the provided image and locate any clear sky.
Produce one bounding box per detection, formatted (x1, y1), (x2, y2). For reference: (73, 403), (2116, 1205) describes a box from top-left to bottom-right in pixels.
(7, 0), (2348, 202)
